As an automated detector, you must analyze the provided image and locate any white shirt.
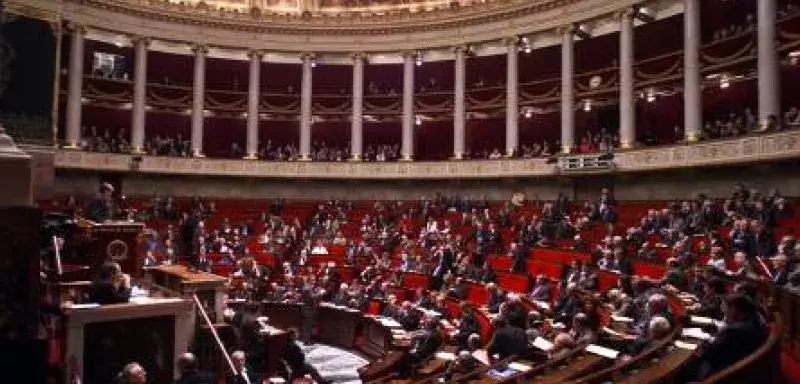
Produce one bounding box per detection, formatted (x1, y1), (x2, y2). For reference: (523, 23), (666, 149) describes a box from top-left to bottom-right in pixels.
(311, 245), (329, 255)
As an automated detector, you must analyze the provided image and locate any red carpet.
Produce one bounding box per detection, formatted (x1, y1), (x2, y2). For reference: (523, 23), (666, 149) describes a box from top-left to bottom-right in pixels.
(781, 352), (800, 384)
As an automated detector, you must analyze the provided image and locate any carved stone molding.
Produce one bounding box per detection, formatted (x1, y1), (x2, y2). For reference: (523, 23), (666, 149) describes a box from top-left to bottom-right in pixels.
(53, 131), (800, 179)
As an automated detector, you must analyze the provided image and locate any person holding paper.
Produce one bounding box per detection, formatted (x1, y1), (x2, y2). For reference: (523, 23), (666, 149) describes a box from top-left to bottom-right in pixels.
(683, 294), (768, 381)
(89, 262), (131, 305)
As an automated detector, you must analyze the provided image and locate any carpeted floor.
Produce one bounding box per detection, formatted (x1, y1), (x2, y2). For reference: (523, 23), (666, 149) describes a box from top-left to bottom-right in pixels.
(299, 342), (369, 384)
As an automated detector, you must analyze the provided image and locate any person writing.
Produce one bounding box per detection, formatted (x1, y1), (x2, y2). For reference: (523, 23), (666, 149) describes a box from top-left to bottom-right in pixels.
(89, 261), (131, 305)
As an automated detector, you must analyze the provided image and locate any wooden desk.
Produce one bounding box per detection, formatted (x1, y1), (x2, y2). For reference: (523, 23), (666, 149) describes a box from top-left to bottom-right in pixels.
(318, 304), (361, 349)
(361, 316), (395, 360)
(261, 301), (302, 331)
(146, 265), (228, 322)
(61, 298), (194, 384)
(617, 347), (694, 384)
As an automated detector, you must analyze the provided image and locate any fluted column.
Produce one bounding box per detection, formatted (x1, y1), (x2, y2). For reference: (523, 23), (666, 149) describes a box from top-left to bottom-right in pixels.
(245, 50), (262, 159)
(65, 24), (85, 148)
(683, 0), (702, 142)
(299, 53), (313, 161)
(758, 0), (779, 126)
(350, 53), (365, 161)
(131, 37), (149, 154)
(505, 37), (519, 157)
(453, 46), (467, 159)
(401, 52), (415, 161)
(619, 8), (636, 149)
(560, 25), (575, 153)
(191, 44), (207, 157)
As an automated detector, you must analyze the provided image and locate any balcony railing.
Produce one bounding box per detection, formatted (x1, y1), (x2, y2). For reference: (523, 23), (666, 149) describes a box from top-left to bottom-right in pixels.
(51, 130), (800, 179)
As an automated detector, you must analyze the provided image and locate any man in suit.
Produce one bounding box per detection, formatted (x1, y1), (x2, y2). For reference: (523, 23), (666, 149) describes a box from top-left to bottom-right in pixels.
(227, 350), (258, 384)
(89, 262), (131, 305)
(486, 283), (504, 313)
(283, 328), (332, 384)
(687, 294), (768, 381)
(487, 317), (528, 363)
(85, 182), (115, 222)
(399, 318), (443, 376)
(174, 353), (215, 384)
(529, 275), (552, 302)
(231, 303), (265, 377)
(510, 242), (528, 274)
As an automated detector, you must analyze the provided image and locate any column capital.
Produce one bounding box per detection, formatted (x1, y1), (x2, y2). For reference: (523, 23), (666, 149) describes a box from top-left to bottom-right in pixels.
(247, 50), (265, 59)
(502, 36), (520, 47)
(300, 52), (316, 61)
(614, 6), (636, 21)
(452, 44), (469, 54)
(350, 52), (367, 62)
(131, 35), (152, 47)
(556, 24), (575, 36)
(191, 44), (209, 54)
(67, 22), (86, 35)
(401, 50), (417, 59)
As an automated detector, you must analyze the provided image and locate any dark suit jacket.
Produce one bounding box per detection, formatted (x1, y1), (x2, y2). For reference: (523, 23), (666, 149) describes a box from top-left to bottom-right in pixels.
(409, 330), (443, 361)
(174, 370), (216, 384)
(89, 280), (130, 305)
(226, 367), (257, 384)
(86, 197), (111, 222)
(529, 283), (552, 302)
(487, 325), (528, 360)
(695, 315), (768, 380)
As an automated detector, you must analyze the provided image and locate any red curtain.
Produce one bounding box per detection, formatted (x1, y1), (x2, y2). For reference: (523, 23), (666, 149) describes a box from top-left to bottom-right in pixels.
(364, 122), (401, 147)
(466, 117), (505, 156)
(82, 104), (131, 137)
(415, 120), (453, 160)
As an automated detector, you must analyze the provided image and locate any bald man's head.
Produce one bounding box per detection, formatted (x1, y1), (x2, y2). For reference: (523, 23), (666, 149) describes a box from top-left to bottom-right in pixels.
(177, 352), (197, 374)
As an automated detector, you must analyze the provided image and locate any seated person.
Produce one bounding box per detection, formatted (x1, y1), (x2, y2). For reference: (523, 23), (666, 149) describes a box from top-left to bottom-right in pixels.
(625, 316), (672, 357)
(453, 302), (480, 349)
(175, 352), (216, 384)
(549, 333), (577, 360)
(227, 351), (257, 384)
(486, 317), (528, 363)
(688, 278), (727, 320)
(486, 283), (505, 313)
(443, 334), (485, 381)
(89, 262), (131, 305)
(570, 313), (598, 344)
(398, 318), (444, 376)
(684, 294), (768, 381)
(529, 274), (553, 302)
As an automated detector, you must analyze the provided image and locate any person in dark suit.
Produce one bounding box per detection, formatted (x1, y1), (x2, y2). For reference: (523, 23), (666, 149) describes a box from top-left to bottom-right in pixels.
(174, 353), (216, 384)
(443, 334), (485, 381)
(686, 294), (768, 381)
(180, 211), (200, 267)
(89, 262), (131, 305)
(398, 318), (443, 376)
(283, 329), (331, 384)
(510, 242), (528, 274)
(227, 350), (259, 384)
(486, 283), (504, 313)
(85, 182), (115, 222)
(453, 302), (480, 348)
(231, 303), (265, 377)
(486, 317), (528, 363)
(529, 275), (552, 302)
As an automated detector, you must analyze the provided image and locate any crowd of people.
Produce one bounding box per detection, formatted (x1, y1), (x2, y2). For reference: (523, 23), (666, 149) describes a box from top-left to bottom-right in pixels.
(62, 179), (796, 384)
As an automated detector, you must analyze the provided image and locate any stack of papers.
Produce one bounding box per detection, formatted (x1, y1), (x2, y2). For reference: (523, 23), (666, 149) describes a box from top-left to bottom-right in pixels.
(611, 315), (634, 324)
(532, 337), (554, 351)
(435, 351), (457, 361)
(378, 317), (402, 328)
(682, 328), (713, 341)
(472, 350), (490, 365)
(585, 344), (620, 359)
(674, 340), (699, 350)
(66, 303), (100, 310)
(690, 316), (725, 329)
(508, 362), (533, 372)
(532, 300), (551, 310)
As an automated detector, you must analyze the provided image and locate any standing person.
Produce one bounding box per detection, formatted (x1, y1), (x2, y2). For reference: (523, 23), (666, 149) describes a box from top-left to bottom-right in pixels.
(180, 210), (200, 268)
(231, 303), (266, 378)
(85, 182), (115, 222)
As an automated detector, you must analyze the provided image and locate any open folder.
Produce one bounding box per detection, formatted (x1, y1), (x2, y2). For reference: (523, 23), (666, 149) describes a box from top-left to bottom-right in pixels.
(585, 344), (620, 359)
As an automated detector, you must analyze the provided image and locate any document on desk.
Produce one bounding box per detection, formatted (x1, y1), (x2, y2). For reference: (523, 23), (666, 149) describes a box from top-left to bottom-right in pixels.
(611, 315), (634, 324)
(532, 300), (551, 310)
(532, 337), (554, 351)
(690, 316), (725, 329)
(682, 327), (713, 341)
(472, 349), (490, 365)
(129, 296), (184, 305)
(674, 340), (699, 350)
(65, 303), (101, 310)
(378, 317), (403, 328)
(508, 362), (533, 372)
(435, 351), (457, 361)
(585, 344), (620, 359)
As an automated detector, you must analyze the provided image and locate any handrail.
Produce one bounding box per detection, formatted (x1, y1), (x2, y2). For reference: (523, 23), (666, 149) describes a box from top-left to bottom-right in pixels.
(191, 293), (250, 384)
(690, 313), (783, 384)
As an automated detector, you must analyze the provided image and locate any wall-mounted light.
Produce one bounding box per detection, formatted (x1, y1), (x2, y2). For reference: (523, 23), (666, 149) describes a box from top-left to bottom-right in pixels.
(583, 99), (592, 112)
(523, 108), (533, 119)
(646, 88), (656, 103)
(415, 51), (423, 67)
(720, 75), (730, 89)
(310, 56), (317, 68)
(415, 115), (422, 126)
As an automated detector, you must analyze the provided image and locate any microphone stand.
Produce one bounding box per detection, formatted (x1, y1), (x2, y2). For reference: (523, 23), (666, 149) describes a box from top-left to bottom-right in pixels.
(192, 294), (252, 384)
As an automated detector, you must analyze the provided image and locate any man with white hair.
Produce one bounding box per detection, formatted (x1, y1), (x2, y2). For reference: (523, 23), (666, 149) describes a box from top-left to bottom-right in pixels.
(227, 350), (256, 384)
(115, 362), (146, 384)
(626, 316), (672, 356)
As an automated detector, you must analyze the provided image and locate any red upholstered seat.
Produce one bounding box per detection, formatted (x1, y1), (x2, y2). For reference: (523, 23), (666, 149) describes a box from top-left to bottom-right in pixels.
(401, 272), (430, 291)
(487, 254), (512, 271)
(367, 299), (382, 315)
(466, 282), (488, 306)
(526, 260), (562, 280)
(532, 249), (591, 264)
(474, 310), (493, 343)
(495, 271), (529, 293)
(632, 261), (666, 279)
(597, 270), (619, 291)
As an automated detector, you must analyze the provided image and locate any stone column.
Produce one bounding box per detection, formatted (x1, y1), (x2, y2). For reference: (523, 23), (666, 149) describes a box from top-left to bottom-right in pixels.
(350, 53), (365, 161)
(130, 37), (149, 154)
(401, 52), (415, 161)
(683, 0), (702, 142)
(191, 44), (207, 157)
(505, 37), (519, 157)
(619, 8), (636, 149)
(560, 25), (575, 153)
(299, 53), (313, 161)
(65, 24), (85, 149)
(453, 46), (467, 159)
(758, 0), (779, 126)
(245, 50), (262, 159)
